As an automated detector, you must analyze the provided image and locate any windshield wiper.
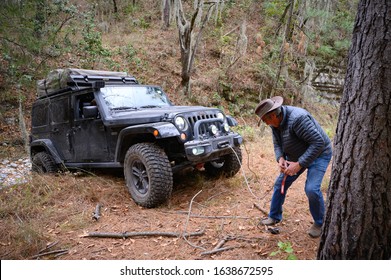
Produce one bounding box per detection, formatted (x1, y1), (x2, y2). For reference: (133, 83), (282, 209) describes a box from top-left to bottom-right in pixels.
(139, 105), (161, 108)
(112, 106), (138, 111)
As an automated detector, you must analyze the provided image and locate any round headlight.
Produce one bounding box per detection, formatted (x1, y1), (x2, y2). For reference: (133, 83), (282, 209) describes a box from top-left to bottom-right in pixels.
(175, 116), (187, 131)
(209, 124), (218, 135)
(217, 112), (225, 121)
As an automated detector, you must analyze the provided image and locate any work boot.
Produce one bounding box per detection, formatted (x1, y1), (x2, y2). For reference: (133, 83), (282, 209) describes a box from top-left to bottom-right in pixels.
(260, 217), (279, 226)
(308, 223), (322, 238)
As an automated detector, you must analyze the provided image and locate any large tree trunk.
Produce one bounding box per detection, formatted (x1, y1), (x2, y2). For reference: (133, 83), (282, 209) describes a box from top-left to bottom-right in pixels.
(318, 0), (391, 259)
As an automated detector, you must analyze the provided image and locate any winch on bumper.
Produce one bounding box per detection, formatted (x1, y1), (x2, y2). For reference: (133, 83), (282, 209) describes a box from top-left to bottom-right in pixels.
(183, 118), (243, 162)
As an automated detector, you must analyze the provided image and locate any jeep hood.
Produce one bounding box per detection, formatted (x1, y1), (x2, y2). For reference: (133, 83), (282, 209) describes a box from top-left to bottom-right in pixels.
(103, 105), (219, 127)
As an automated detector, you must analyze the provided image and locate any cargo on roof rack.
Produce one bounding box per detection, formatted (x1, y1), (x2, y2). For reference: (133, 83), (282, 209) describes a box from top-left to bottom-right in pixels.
(36, 68), (138, 97)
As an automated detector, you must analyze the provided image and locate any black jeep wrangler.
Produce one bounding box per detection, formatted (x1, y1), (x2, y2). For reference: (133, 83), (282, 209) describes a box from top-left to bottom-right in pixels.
(30, 69), (243, 207)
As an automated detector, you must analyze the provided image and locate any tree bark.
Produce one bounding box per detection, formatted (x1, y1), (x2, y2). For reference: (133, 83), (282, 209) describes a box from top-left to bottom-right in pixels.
(318, 0), (391, 259)
(176, 0), (214, 95)
(112, 0), (118, 13)
(274, 0), (294, 91)
(162, 0), (171, 29)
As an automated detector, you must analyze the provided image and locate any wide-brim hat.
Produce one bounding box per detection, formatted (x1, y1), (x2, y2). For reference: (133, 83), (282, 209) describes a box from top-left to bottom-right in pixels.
(254, 96), (284, 119)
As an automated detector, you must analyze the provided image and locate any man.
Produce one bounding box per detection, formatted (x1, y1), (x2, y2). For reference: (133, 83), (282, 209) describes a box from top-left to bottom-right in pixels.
(255, 96), (332, 238)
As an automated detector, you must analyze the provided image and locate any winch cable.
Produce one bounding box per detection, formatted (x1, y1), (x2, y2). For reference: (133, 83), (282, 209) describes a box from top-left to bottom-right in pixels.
(229, 145), (258, 200)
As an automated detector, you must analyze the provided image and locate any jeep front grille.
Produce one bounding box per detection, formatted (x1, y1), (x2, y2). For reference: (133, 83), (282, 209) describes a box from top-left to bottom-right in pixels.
(187, 113), (222, 139)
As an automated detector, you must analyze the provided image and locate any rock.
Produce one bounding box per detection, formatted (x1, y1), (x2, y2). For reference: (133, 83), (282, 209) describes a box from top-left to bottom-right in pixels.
(0, 157), (31, 189)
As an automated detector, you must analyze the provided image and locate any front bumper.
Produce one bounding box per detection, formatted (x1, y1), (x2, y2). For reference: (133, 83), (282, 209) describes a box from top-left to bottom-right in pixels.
(184, 133), (242, 162)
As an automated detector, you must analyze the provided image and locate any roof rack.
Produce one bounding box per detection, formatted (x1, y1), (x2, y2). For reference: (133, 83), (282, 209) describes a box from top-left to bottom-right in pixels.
(37, 68), (138, 98)
(69, 74), (138, 86)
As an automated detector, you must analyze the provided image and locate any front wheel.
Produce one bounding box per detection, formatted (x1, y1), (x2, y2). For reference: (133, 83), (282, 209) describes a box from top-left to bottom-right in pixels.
(204, 146), (242, 178)
(124, 143), (173, 208)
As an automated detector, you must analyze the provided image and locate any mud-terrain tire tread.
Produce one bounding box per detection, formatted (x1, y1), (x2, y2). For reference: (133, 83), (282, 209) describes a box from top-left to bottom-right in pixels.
(31, 151), (58, 173)
(124, 143), (173, 208)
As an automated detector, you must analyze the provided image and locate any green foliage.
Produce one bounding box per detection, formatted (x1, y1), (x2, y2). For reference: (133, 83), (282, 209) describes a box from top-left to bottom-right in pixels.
(270, 241), (298, 260)
(124, 43), (143, 69)
(255, 0), (358, 98)
(0, 0), (80, 102)
(264, 0), (287, 18)
(79, 9), (111, 67)
(124, 2), (139, 15)
(234, 125), (256, 142)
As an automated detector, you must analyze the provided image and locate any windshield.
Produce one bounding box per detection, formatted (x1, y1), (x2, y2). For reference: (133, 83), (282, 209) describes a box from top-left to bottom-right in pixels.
(100, 86), (171, 110)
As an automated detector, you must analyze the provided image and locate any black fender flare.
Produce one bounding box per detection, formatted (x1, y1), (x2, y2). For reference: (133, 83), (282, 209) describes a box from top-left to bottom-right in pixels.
(115, 122), (179, 161)
(30, 139), (63, 164)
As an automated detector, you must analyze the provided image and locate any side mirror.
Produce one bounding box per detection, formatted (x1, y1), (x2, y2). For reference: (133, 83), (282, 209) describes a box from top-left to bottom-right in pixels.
(83, 106), (99, 118)
(226, 116), (238, 126)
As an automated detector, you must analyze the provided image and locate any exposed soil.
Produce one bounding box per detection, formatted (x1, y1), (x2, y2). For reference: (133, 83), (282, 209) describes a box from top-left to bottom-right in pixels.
(0, 130), (331, 260)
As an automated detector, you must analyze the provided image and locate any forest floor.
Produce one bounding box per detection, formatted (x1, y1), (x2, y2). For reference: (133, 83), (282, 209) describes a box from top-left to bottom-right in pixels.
(0, 128), (332, 260)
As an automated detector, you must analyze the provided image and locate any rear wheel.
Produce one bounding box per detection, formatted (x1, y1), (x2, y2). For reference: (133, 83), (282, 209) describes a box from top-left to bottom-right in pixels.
(32, 152), (58, 173)
(204, 146), (242, 178)
(124, 143), (173, 208)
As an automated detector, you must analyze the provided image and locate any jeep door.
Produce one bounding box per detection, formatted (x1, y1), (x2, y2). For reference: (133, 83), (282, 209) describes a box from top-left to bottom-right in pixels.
(48, 96), (73, 161)
(71, 92), (111, 162)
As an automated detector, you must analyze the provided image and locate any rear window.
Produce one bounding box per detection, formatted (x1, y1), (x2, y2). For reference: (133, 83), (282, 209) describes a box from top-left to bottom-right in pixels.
(50, 97), (69, 124)
(32, 101), (49, 127)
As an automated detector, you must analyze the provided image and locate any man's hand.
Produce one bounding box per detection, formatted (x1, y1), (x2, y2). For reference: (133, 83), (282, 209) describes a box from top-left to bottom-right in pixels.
(284, 161), (302, 176)
(278, 157), (288, 173)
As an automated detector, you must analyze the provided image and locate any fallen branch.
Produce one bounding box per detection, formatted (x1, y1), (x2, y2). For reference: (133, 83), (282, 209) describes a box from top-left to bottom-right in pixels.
(31, 249), (69, 259)
(82, 230), (205, 239)
(178, 213), (251, 220)
(253, 203), (269, 215)
(201, 246), (241, 256)
(214, 238), (228, 250)
(39, 241), (59, 254)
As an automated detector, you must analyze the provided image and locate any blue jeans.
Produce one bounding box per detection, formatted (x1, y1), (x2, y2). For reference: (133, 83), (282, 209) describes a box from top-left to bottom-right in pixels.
(268, 151), (332, 226)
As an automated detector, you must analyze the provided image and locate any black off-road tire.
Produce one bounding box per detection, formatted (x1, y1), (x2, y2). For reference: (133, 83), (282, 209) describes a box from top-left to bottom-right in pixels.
(124, 143), (173, 208)
(31, 151), (58, 173)
(204, 146), (242, 178)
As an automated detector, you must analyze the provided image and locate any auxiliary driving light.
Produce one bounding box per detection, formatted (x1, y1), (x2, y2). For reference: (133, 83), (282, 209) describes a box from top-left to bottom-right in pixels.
(209, 124), (218, 135)
(192, 146), (205, 155)
(223, 123), (230, 132)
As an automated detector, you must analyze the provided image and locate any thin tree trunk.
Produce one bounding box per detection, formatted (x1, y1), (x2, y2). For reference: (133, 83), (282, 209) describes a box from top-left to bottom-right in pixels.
(112, 0), (118, 13)
(274, 0), (294, 91)
(162, 0), (171, 29)
(176, 0), (214, 95)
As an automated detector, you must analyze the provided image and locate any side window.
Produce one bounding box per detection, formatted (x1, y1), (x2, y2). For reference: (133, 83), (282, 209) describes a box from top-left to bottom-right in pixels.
(74, 92), (95, 119)
(50, 96), (69, 124)
(32, 100), (49, 127)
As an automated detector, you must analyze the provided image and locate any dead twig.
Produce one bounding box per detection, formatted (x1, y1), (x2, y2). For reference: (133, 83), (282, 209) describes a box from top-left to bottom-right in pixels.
(82, 230), (205, 239)
(31, 249), (69, 259)
(39, 241), (59, 254)
(214, 237), (229, 250)
(170, 211), (251, 220)
(253, 203), (269, 216)
(183, 190), (206, 250)
(201, 246), (241, 256)
(201, 235), (240, 256)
